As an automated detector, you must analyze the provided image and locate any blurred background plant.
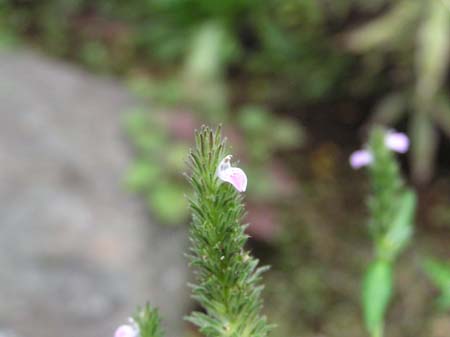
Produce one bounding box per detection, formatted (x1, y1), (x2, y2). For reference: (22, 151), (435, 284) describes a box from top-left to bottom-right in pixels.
(2, 1), (450, 336)
(360, 127), (416, 337)
(345, 0), (450, 184)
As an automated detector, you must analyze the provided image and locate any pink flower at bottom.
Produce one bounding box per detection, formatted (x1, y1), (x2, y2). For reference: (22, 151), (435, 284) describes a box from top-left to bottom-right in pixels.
(114, 324), (139, 337)
(349, 149), (373, 169)
(217, 155), (248, 192)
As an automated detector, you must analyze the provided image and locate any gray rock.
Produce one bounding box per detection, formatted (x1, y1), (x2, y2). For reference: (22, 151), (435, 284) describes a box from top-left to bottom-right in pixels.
(0, 49), (189, 337)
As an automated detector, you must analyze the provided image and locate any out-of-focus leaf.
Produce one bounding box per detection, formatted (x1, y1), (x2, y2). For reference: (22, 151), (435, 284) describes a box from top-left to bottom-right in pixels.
(183, 21), (234, 81)
(167, 143), (190, 171)
(135, 131), (166, 152)
(124, 110), (148, 135)
(126, 161), (162, 191)
(182, 21), (231, 121)
(79, 40), (109, 71)
(370, 92), (407, 126)
(154, 79), (184, 105)
(150, 184), (189, 225)
(424, 258), (450, 292)
(415, 0), (450, 108)
(345, 0), (420, 52)
(0, 28), (19, 49)
(124, 110), (167, 151)
(238, 106), (272, 134)
(409, 111), (439, 184)
(362, 260), (393, 336)
(437, 293), (450, 309)
(127, 76), (156, 99)
(379, 189), (416, 259)
(423, 257), (450, 310)
(278, 0), (323, 28)
(433, 96), (450, 139)
(272, 119), (304, 148)
(247, 167), (276, 200)
(327, 0), (386, 20)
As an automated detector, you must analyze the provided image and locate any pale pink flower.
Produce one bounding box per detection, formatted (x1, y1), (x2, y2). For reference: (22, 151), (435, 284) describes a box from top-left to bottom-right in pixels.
(385, 131), (409, 153)
(114, 323), (139, 337)
(217, 155), (248, 192)
(350, 130), (410, 169)
(349, 149), (373, 169)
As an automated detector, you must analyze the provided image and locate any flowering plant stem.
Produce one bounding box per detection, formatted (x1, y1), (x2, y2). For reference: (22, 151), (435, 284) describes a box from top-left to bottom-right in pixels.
(362, 127), (416, 337)
(186, 125), (271, 337)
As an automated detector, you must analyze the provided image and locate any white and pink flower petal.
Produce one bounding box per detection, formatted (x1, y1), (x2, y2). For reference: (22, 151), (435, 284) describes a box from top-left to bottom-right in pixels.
(217, 155), (248, 192)
(385, 131), (409, 153)
(349, 149), (373, 169)
(114, 324), (139, 337)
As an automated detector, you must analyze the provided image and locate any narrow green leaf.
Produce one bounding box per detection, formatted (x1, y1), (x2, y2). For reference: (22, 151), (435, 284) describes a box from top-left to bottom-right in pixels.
(369, 92), (407, 126)
(379, 189), (416, 259)
(423, 257), (450, 310)
(362, 260), (393, 336)
(345, 0), (420, 52)
(423, 258), (450, 290)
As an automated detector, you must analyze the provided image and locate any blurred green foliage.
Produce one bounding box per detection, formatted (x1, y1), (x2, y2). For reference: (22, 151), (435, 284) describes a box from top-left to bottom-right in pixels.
(124, 110), (190, 225)
(120, 8), (303, 225)
(238, 105), (304, 194)
(2, 2), (450, 164)
(362, 260), (393, 337)
(0, 0), (354, 101)
(423, 258), (450, 310)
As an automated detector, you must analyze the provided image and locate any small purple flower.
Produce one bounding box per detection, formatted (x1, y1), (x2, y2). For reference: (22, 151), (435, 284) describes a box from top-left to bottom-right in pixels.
(349, 149), (373, 169)
(217, 155), (248, 192)
(385, 131), (409, 153)
(349, 130), (409, 169)
(114, 321), (139, 337)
